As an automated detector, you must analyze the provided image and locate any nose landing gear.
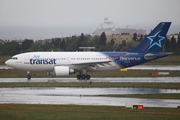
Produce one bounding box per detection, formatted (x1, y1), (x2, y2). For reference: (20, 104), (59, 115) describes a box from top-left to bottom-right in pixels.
(27, 71), (31, 80)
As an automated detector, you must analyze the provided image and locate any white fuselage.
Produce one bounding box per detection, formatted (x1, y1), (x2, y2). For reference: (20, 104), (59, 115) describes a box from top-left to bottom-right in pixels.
(5, 52), (121, 73)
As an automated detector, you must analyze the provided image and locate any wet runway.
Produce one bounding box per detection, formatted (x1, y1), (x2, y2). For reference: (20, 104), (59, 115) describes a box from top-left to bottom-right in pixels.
(1, 77), (180, 108)
(0, 87), (180, 108)
(1, 64), (180, 108)
(0, 77), (180, 83)
(0, 65), (13, 69)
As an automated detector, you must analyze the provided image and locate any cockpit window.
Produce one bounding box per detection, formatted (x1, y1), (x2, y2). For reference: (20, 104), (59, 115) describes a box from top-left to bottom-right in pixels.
(11, 57), (18, 60)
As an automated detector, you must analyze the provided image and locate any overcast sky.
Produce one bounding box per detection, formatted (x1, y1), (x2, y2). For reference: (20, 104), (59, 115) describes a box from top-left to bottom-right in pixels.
(0, 0), (180, 40)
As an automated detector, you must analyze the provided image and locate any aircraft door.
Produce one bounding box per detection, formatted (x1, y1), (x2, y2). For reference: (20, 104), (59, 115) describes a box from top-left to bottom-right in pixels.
(24, 55), (30, 64)
(67, 57), (71, 64)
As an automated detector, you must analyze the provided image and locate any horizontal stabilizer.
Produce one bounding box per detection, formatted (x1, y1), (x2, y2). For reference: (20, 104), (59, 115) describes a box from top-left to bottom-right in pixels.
(144, 52), (173, 60)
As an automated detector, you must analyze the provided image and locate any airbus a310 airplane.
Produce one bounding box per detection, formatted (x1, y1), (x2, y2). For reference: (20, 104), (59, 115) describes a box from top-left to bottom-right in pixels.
(5, 22), (172, 80)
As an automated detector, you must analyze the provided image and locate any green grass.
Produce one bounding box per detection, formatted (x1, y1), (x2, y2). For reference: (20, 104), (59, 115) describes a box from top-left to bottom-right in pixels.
(98, 93), (180, 99)
(0, 104), (180, 120)
(1, 82), (180, 89)
(0, 56), (11, 65)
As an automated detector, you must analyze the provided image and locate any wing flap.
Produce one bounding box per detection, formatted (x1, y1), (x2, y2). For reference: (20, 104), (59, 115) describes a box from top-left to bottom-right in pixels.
(72, 60), (111, 65)
(70, 60), (113, 70)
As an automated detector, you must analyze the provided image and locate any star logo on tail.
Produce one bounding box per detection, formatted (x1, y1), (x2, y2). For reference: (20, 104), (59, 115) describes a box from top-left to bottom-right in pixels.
(146, 30), (165, 51)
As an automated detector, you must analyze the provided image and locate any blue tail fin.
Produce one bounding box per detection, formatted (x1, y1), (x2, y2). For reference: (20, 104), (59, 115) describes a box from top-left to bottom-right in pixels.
(128, 22), (171, 52)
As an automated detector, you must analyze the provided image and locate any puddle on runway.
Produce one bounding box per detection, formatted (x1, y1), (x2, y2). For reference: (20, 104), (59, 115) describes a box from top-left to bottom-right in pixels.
(1, 87), (180, 96)
(0, 87), (180, 108)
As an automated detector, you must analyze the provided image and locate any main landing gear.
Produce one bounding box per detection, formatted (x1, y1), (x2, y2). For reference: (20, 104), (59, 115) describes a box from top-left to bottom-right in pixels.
(77, 74), (90, 80)
(77, 69), (90, 80)
(27, 71), (31, 80)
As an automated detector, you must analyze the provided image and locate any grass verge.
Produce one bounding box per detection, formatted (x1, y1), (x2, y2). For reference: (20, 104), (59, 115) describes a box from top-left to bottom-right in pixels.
(0, 69), (180, 78)
(97, 93), (180, 99)
(1, 82), (180, 89)
(0, 104), (180, 120)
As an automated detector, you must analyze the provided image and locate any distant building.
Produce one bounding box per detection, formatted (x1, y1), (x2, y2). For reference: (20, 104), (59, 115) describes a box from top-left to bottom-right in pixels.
(37, 40), (45, 45)
(92, 17), (146, 36)
(167, 33), (179, 42)
(4, 40), (11, 43)
(18, 40), (24, 45)
(0, 39), (5, 44)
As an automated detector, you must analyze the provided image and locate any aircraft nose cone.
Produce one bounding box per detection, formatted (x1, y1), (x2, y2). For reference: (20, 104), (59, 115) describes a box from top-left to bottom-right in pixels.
(5, 60), (9, 66)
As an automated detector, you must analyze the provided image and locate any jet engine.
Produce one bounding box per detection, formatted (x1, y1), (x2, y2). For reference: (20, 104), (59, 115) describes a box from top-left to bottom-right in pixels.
(47, 66), (75, 76)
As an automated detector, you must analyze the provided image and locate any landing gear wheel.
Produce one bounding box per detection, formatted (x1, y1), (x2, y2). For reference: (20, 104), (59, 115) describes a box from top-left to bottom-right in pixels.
(27, 75), (31, 80)
(85, 75), (90, 80)
(77, 73), (91, 80)
(77, 74), (81, 79)
(81, 74), (85, 79)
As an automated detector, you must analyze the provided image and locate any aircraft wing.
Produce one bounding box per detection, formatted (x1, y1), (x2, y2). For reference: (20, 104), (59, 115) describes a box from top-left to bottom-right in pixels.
(63, 60), (114, 70)
(72, 60), (111, 65)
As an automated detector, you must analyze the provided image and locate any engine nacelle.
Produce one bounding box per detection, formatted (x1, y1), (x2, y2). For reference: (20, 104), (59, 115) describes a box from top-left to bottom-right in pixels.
(47, 66), (75, 76)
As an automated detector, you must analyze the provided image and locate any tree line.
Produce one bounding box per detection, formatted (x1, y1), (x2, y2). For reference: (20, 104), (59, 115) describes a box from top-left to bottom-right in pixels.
(1, 32), (180, 56)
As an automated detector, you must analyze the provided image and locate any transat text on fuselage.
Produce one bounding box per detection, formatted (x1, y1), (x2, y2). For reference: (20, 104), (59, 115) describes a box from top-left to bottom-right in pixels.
(30, 55), (56, 65)
(30, 58), (56, 65)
